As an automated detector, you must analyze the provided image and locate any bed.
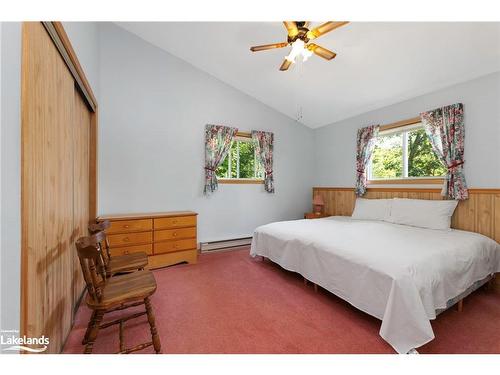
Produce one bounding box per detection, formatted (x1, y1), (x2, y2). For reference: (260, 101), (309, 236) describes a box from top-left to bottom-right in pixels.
(250, 216), (500, 353)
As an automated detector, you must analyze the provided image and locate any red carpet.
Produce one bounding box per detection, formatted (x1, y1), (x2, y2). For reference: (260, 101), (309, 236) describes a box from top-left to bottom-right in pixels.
(63, 247), (500, 354)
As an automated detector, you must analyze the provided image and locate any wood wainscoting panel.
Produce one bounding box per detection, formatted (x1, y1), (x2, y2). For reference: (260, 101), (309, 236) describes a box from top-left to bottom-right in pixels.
(494, 194), (500, 242)
(476, 194), (493, 238)
(312, 187), (500, 243)
(452, 194), (476, 232)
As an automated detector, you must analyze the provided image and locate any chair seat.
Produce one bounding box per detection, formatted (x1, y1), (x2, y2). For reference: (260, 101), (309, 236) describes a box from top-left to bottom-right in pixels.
(86, 270), (157, 310)
(108, 252), (148, 274)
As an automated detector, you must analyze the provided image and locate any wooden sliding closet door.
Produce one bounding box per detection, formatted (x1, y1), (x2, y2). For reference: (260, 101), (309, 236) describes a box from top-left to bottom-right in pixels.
(72, 89), (91, 308)
(21, 22), (94, 354)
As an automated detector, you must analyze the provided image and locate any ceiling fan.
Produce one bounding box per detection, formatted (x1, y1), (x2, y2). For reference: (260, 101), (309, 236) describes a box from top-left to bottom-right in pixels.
(250, 21), (349, 71)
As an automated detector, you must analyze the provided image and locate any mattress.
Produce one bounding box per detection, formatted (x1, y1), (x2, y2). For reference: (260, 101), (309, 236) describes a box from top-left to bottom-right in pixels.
(250, 216), (500, 353)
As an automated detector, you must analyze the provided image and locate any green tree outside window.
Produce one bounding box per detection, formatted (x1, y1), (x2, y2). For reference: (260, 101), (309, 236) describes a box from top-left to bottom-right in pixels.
(216, 139), (264, 180)
(370, 126), (446, 180)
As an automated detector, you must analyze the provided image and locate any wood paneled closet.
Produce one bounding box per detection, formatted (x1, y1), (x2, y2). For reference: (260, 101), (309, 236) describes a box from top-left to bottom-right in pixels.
(21, 22), (98, 353)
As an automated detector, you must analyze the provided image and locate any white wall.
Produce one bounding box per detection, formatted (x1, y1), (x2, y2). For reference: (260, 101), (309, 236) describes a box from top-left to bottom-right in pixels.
(98, 23), (315, 242)
(62, 22), (100, 100)
(314, 71), (500, 188)
(0, 22), (22, 344)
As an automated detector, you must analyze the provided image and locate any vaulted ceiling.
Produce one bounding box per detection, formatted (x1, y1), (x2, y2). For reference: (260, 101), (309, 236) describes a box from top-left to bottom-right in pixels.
(116, 22), (500, 128)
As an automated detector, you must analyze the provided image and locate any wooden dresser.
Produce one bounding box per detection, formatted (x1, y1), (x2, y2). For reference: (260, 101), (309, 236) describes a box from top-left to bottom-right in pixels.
(97, 211), (198, 269)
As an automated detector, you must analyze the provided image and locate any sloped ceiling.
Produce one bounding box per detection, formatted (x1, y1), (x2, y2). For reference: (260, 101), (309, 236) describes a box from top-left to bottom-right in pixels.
(116, 22), (500, 128)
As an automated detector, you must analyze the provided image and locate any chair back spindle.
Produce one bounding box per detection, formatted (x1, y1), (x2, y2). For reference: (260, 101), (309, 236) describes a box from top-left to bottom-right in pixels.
(75, 234), (108, 302)
(89, 220), (112, 260)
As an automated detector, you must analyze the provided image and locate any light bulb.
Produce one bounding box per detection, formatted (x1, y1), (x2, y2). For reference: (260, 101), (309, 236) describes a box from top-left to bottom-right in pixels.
(285, 40), (305, 62)
(285, 39), (313, 63)
(302, 48), (313, 61)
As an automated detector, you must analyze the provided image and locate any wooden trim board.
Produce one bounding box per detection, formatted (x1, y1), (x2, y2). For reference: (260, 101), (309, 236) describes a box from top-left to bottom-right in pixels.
(313, 187), (500, 194)
(98, 211), (198, 221)
(89, 110), (98, 219)
(236, 131), (252, 138)
(368, 178), (444, 185)
(379, 116), (421, 132)
(42, 22), (97, 112)
(312, 187), (500, 242)
(218, 179), (264, 184)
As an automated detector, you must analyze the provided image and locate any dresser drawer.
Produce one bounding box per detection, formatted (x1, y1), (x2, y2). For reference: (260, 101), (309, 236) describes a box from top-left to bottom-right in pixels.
(154, 227), (196, 242)
(154, 216), (196, 229)
(108, 231), (152, 247)
(106, 219), (152, 234)
(154, 239), (197, 254)
(109, 244), (153, 257)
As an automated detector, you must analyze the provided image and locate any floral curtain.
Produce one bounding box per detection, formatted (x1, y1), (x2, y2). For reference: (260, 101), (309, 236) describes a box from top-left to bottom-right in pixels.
(204, 124), (238, 195)
(420, 103), (468, 200)
(355, 125), (379, 196)
(252, 130), (275, 193)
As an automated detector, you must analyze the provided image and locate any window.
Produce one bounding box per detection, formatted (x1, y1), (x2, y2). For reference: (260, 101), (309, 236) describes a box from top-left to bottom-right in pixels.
(369, 122), (446, 182)
(216, 134), (264, 183)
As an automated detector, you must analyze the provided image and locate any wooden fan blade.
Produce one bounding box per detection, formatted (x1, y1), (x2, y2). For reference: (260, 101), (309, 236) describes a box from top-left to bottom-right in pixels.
(307, 43), (337, 60)
(250, 42), (289, 52)
(279, 59), (292, 71)
(283, 21), (299, 37)
(307, 21), (349, 40)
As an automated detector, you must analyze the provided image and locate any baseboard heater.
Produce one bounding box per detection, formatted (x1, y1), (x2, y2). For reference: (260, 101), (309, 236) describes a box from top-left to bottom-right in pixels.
(200, 237), (252, 252)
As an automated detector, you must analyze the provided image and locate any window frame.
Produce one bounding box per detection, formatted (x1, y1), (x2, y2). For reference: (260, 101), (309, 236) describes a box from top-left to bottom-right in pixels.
(367, 117), (445, 185)
(218, 131), (264, 185)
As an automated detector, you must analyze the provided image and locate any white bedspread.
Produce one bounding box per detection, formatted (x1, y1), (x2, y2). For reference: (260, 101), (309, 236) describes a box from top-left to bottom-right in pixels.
(250, 216), (500, 353)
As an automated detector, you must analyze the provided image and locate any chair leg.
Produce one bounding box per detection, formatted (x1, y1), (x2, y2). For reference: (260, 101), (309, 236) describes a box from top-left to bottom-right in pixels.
(84, 310), (104, 354)
(82, 310), (98, 345)
(145, 297), (161, 353)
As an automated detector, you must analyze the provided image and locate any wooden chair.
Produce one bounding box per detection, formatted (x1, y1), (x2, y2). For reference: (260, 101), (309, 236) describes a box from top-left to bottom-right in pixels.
(88, 220), (148, 276)
(75, 234), (162, 354)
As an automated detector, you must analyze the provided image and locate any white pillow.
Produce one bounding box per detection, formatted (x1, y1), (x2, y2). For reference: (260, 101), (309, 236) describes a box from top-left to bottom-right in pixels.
(387, 198), (458, 230)
(351, 198), (392, 221)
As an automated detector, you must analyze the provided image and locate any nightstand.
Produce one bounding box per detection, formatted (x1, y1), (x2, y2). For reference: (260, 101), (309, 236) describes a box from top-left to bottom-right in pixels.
(304, 213), (330, 219)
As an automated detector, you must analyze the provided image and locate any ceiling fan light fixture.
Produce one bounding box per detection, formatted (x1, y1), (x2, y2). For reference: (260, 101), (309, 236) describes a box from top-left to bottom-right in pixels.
(249, 21), (349, 71)
(285, 39), (313, 63)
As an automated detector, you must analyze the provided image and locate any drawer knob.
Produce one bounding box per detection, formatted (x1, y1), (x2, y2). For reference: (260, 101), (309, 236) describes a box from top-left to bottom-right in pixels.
(123, 237), (130, 242)
(173, 232), (177, 237)
(123, 224), (129, 228)
(124, 250), (129, 254)
(172, 220), (177, 224)
(173, 244), (179, 248)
